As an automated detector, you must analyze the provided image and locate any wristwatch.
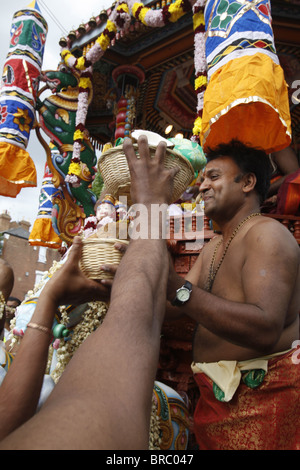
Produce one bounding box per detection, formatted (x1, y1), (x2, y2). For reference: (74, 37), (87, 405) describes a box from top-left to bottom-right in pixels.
(171, 280), (192, 306)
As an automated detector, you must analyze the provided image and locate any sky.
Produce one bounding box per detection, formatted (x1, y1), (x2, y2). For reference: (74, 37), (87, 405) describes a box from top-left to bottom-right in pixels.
(0, 0), (112, 228)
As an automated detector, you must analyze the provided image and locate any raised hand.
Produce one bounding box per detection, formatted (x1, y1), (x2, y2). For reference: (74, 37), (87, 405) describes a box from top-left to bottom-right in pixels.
(123, 135), (180, 206)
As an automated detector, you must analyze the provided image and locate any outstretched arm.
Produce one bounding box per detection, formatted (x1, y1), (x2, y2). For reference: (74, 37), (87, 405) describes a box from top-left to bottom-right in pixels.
(0, 135), (180, 450)
(0, 238), (111, 442)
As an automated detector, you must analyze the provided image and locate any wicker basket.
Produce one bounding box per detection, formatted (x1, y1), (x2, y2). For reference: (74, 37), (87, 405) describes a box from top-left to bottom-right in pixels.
(79, 238), (129, 280)
(98, 144), (195, 205)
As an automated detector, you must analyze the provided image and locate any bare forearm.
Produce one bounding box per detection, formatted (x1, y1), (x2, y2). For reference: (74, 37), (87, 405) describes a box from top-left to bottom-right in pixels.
(110, 238), (169, 327)
(111, 206), (169, 322)
(267, 177), (285, 196)
(167, 286), (276, 351)
(0, 294), (56, 440)
(0, 238), (170, 450)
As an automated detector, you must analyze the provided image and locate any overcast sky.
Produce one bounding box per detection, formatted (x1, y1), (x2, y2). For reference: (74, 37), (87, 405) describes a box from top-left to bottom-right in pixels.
(0, 0), (112, 228)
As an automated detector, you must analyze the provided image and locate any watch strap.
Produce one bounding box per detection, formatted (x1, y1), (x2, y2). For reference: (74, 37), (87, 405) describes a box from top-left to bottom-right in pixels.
(171, 280), (192, 306)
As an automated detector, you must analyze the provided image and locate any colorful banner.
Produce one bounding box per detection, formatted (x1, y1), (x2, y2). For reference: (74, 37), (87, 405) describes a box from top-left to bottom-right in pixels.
(29, 147), (63, 249)
(0, 5), (48, 197)
(201, 0), (291, 153)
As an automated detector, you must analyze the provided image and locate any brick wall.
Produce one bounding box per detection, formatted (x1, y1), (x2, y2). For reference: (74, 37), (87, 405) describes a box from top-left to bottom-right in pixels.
(0, 213), (61, 302)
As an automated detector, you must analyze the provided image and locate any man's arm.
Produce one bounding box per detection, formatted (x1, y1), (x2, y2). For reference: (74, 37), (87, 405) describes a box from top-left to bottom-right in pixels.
(0, 238), (111, 442)
(0, 136), (180, 450)
(164, 247), (205, 321)
(166, 220), (299, 353)
(268, 147), (299, 196)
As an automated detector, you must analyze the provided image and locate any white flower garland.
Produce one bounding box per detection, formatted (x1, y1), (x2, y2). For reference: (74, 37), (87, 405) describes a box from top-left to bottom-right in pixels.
(50, 300), (108, 384)
(191, 0), (207, 143)
(60, 0), (206, 187)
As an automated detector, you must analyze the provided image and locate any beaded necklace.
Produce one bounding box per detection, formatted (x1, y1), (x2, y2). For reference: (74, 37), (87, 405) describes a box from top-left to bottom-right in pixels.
(205, 213), (261, 292)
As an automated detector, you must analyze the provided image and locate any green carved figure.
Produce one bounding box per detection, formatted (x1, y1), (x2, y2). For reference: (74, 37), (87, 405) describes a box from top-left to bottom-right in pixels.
(37, 66), (97, 220)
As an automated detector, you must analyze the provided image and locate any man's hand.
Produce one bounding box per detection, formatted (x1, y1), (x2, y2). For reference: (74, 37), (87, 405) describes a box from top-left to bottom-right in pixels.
(123, 135), (180, 206)
(41, 237), (112, 306)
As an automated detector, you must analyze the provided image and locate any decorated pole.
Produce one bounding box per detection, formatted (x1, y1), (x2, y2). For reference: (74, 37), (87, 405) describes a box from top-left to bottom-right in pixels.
(199, 0), (291, 153)
(0, 1), (48, 197)
(29, 144), (63, 249)
(112, 65), (145, 142)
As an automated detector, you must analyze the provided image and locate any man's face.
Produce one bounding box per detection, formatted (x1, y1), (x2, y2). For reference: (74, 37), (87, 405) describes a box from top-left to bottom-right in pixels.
(199, 156), (244, 219)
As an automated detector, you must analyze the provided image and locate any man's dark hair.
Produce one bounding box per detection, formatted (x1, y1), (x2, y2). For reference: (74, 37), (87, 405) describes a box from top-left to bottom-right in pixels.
(205, 140), (272, 203)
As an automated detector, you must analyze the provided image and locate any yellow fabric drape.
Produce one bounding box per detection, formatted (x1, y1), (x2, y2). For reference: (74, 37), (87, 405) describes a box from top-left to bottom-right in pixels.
(0, 142), (36, 197)
(29, 217), (62, 249)
(201, 54), (291, 153)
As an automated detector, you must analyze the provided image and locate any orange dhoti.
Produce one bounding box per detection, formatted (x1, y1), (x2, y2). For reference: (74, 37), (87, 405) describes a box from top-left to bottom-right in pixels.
(192, 349), (300, 450)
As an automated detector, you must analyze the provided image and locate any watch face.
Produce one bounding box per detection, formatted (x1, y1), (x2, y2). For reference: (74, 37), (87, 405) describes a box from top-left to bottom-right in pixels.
(177, 288), (190, 302)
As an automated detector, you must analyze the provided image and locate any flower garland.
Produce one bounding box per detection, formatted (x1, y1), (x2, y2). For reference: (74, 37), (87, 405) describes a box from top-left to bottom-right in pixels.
(130, 0), (192, 27)
(60, 1), (131, 187)
(65, 68), (93, 186)
(60, 0), (196, 189)
(191, 0), (207, 143)
(50, 300), (108, 384)
(149, 394), (162, 450)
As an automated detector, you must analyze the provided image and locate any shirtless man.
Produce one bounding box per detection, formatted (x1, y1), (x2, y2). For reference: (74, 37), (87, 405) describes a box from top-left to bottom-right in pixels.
(167, 139), (300, 449)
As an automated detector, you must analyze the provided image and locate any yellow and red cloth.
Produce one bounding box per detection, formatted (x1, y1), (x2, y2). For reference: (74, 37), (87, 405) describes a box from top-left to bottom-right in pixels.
(29, 160), (62, 248)
(0, 143), (36, 197)
(192, 349), (300, 450)
(201, 0), (291, 153)
(0, 6), (47, 197)
(275, 169), (300, 215)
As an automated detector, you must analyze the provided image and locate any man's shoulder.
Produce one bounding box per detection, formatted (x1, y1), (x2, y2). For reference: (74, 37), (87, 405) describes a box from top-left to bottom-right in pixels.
(246, 215), (299, 254)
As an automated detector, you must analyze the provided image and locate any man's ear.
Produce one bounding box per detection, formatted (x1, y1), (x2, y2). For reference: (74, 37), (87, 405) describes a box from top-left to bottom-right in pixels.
(242, 172), (257, 194)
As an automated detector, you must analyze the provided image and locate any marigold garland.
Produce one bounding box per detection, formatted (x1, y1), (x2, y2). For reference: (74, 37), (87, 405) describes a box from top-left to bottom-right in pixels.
(131, 0), (191, 26)
(192, 0), (207, 143)
(60, 0), (206, 187)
